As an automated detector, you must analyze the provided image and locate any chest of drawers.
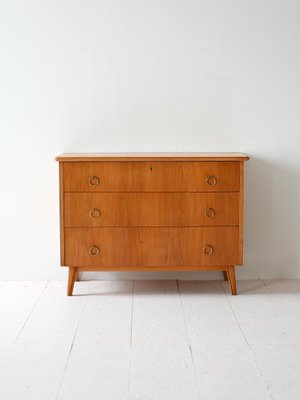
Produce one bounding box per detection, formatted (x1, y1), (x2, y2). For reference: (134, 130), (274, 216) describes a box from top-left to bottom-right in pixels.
(55, 153), (249, 296)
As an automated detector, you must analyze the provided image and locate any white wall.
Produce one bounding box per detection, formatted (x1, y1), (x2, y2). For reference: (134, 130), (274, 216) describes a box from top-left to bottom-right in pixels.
(0, 0), (299, 280)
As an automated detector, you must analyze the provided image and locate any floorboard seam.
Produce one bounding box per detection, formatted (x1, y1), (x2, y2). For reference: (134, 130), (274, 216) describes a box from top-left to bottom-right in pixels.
(14, 281), (49, 344)
(127, 280), (135, 400)
(54, 284), (89, 400)
(220, 282), (274, 400)
(176, 280), (202, 400)
(260, 279), (276, 295)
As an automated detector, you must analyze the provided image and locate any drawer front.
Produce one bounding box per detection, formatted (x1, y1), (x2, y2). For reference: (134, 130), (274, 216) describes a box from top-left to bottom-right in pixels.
(64, 227), (240, 267)
(64, 192), (239, 227)
(63, 162), (240, 192)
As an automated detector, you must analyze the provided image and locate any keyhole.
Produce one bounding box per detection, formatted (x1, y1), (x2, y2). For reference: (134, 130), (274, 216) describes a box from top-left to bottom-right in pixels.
(150, 166), (153, 171)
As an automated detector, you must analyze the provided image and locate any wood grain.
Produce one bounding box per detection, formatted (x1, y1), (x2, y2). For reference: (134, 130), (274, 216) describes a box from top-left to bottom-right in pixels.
(67, 267), (78, 296)
(55, 152), (250, 162)
(226, 265), (237, 295)
(239, 161), (245, 263)
(64, 192), (239, 227)
(63, 161), (240, 192)
(56, 153), (249, 295)
(64, 227), (240, 268)
(59, 162), (65, 265)
(75, 265), (227, 271)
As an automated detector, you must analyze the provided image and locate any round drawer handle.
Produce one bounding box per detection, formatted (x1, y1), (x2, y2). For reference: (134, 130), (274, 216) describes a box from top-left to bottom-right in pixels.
(205, 208), (215, 219)
(89, 245), (100, 256)
(203, 245), (214, 255)
(206, 175), (217, 187)
(89, 208), (101, 219)
(88, 176), (100, 186)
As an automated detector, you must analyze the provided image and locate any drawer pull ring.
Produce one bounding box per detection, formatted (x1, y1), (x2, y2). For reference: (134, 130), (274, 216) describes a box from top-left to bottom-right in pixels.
(205, 208), (215, 218)
(203, 245), (214, 255)
(89, 245), (100, 256)
(206, 175), (217, 186)
(89, 208), (101, 219)
(88, 176), (100, 186)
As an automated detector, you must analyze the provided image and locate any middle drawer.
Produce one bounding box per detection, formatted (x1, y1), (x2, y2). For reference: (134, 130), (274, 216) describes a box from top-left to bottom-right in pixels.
(64, 192), (239, 227)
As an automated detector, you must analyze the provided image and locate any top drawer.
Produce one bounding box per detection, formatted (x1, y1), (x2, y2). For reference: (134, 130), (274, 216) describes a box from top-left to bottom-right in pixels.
(63, 161), (240, 192)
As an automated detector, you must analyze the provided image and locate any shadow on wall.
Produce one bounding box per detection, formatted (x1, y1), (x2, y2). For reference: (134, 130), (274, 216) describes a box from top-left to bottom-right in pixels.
(82, 270), (224, 282)
(242, 155), (300, 279)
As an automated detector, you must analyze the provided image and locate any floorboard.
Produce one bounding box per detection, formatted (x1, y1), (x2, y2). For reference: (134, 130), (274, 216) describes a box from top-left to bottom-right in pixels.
(129, 280), (199, 400)
(0, 280), (300, 400)
(0, 281), (47, 346)
(179, 281), (271, 399)
(57, 281), (133, 400)
(0, 281), (88, 400)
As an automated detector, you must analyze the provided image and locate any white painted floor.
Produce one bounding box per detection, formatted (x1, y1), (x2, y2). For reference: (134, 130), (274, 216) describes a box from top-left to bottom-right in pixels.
(0, 280), (299, 400)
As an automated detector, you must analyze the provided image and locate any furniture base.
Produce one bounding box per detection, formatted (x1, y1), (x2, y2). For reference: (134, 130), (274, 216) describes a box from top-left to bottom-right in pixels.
(66, 265), (237, 296)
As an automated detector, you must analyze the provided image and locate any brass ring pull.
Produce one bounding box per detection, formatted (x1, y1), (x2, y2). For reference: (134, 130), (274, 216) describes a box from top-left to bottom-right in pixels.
(88, 176), (100, 186)
(89, 245), (100, 256)
(89, 208), (101, 219)
(205, 208), (215, 219)
(206, 175), (217, 187)
(203, 245), (214, 255)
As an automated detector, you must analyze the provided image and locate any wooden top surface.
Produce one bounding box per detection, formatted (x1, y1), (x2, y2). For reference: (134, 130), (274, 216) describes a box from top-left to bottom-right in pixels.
(55, 152), (249, 162)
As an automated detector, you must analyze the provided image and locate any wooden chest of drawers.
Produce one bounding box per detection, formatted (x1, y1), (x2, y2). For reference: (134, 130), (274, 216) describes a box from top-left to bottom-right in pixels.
(55, 153), (249, 295)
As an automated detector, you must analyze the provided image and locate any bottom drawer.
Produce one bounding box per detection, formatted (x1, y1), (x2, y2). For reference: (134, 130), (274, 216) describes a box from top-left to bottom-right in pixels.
(64, 227), (240, 267)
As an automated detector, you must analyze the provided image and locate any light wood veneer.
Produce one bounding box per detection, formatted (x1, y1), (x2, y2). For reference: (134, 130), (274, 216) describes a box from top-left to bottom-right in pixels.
(64, 227), (240, 267)
(64, 192), (239, 227)
(56, 152), (249, 295)
(63, 161), (240, 192)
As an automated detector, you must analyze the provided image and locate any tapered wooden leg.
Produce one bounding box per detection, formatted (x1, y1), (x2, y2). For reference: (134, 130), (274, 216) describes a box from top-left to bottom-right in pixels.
(223, 271), (228, 281)
(226, 266), (237, 295)
(67, 267), (78, 296)
(74, 269), (80, 282)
